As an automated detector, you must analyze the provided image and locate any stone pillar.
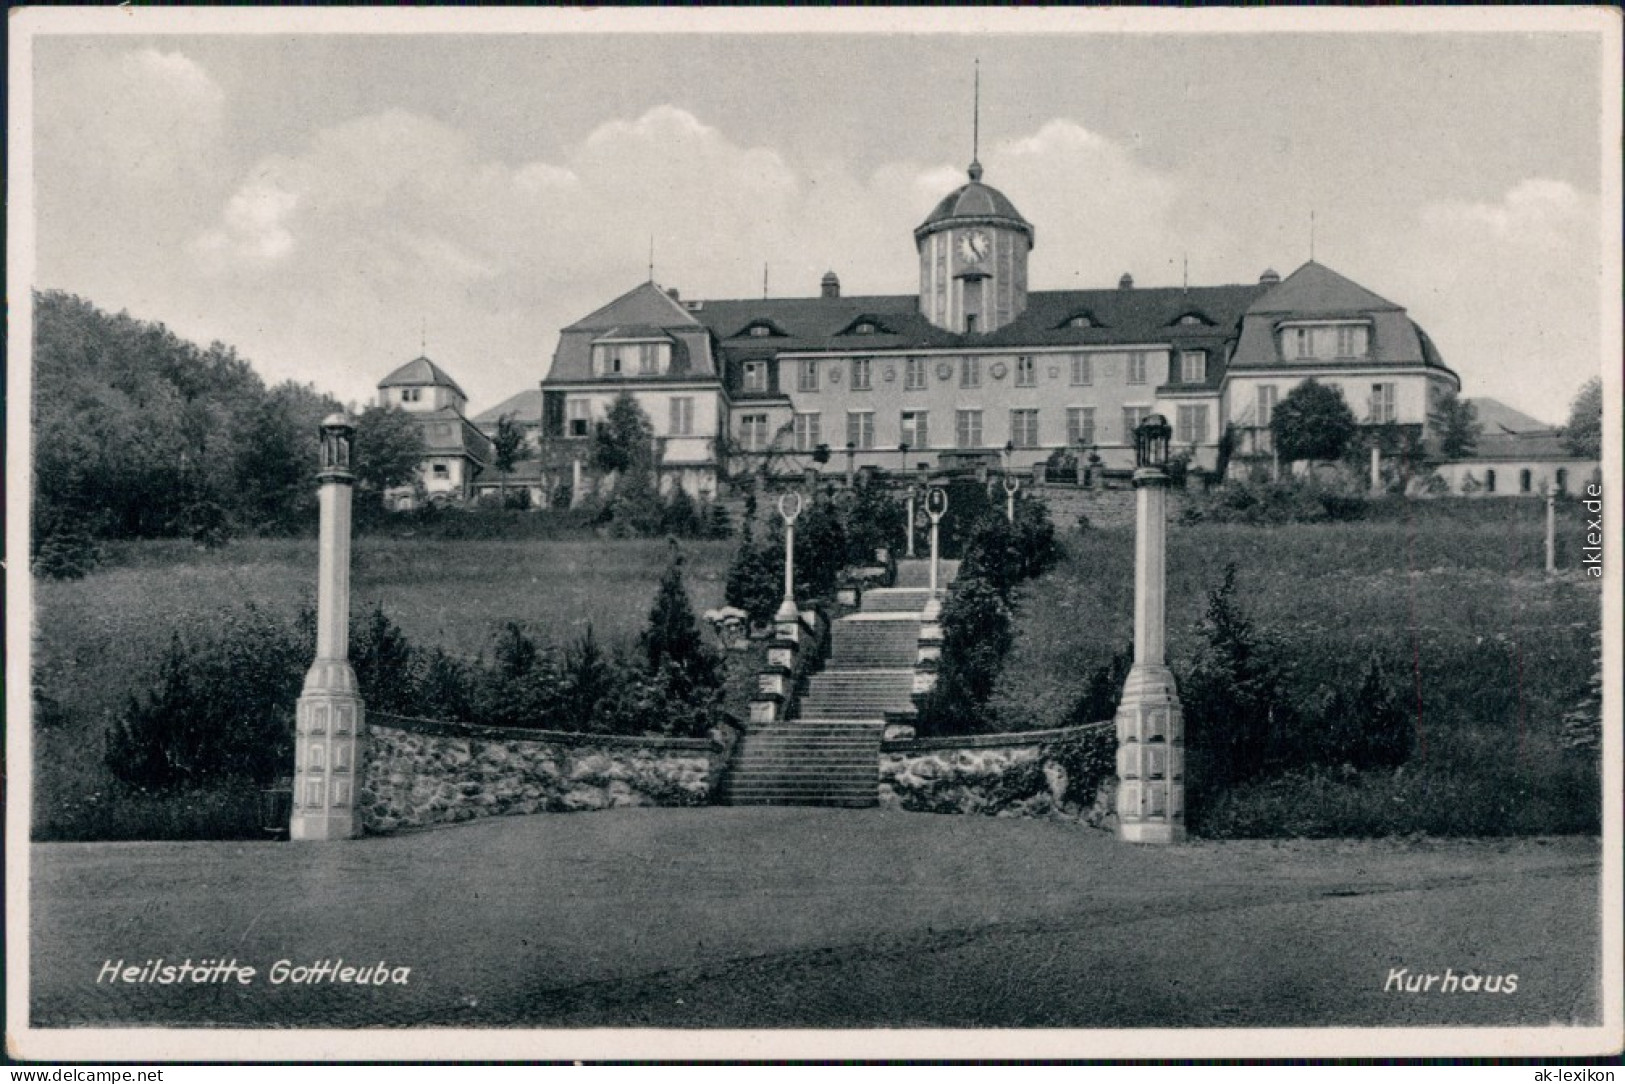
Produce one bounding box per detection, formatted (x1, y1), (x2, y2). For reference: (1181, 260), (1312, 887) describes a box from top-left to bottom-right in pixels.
(290, 414), (365, 841)
(570, 457), (584, 508)
(1546, 494), (1557, 573)
(905, 490), (917, 559)
(1369, 445), (1381, 491)
(1116, 464), (1185, 844)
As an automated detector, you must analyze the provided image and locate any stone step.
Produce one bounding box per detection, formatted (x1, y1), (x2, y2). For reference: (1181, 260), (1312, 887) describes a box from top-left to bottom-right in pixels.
(893, 559), (960, 589)
(723, 796), (878, 808)
(860, 588), (935, 613)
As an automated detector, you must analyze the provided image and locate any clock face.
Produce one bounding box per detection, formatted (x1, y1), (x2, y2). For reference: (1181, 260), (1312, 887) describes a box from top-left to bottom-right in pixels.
(958, 230), (990, 264)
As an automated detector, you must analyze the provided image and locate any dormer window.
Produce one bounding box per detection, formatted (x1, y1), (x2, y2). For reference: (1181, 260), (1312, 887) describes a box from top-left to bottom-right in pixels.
(742, 360), (768, 393)
(1280, 321), (1371, 361)
(749, 325), (772, 338)
(1172, 311), (1214, 327)
(838, 316), (892, 337)
(592, 338), (671, 377)
(1179, 350), (1207, 384)
(1070, 316), (1092, 328)
(1060, 312), (1101, 330)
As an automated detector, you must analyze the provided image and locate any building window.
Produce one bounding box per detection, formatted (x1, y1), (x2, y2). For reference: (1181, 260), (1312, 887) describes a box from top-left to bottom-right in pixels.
(1556, 468), (1569, 494)
(401, 388), (421, 403)
(431, 463), (449, 478)
(1070, 354), (1093, 385)
(1015, 355), (1036, 387)
(854, 322), (876, 335)
(961, 356), (981, 388)
(1485, 468), (1497, 494)
(1180, 350), (1207, 384)
(1284, 324), (1369, 360)
(742, 361), (768, 393)
(905, 357), (926, 390)
(739, 413), (770, 452)
(1370, 382), (1397, 424)
(749, 325), (772, 338)
(798, 360), (819, 393)
(847, 410), (874, 450)
(793, 412), (822, 451)
(1257, 385), (1278, 429)
(851, 358), (872, 391)
(956, 409), (983, 449)
(1126, 352), (1147, 385)
(669, 397), (694, 437)
(1177, 404), (1209, 445)
(1123, 405), (1150, 441)
(1068, 315), (1093, 329)
(1519, 469), (1533, 494)
(901, 411), (929, 450)
(1066, 407), (1096, 447)
(567, 399), (591, 438)
(1010, 409), (1039, 448)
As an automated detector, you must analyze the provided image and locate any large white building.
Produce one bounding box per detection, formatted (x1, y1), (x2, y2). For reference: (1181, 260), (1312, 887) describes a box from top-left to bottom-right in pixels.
(535, 156), (1461, 497)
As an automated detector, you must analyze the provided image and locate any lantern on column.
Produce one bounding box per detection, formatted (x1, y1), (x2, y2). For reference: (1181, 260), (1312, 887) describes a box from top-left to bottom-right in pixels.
(1134, 414), (1172, 472)
(320, 413), (356, 477)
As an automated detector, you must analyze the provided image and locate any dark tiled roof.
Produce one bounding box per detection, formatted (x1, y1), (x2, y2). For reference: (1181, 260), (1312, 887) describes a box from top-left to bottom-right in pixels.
(1229, 262), (1455, 378)
(377, 356), (468, 399)
(472, 388), (543, 427)
(916, 175), (1034, 243)
(1458, 430), (1574, 461)
(561, 281), (698, 332)
(413, 407), (492, 462)
(1466, 397), (1553, 434)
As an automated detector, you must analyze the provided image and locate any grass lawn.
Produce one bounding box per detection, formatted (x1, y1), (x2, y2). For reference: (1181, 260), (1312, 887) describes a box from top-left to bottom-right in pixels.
(30, 535), (736, 840)
(992, 498), (1601, 836)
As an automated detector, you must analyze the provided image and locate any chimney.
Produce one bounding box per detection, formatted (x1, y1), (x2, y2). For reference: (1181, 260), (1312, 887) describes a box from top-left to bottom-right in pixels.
(821, 270), (840, 299)
(1259, 268), (1281, 286)
(666, 286), (681, 301)
(1118, 273), (1134, 290)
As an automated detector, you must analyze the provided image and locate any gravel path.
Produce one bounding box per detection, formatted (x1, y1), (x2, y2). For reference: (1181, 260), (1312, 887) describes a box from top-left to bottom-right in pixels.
(30, 808), (1600, 1029)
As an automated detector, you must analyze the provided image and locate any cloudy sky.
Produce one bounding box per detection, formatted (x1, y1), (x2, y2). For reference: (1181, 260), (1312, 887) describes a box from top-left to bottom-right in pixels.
(19, 11), (1616, 423)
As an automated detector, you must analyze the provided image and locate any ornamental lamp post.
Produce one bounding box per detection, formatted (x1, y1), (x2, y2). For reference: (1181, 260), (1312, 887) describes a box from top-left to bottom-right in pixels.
(290, 413), (364, 841)
(1115, 413), (1185, 844)
(845, 441), (857, 488)
(1003, 473), (1020, 523)
(776, 491), (804, 623)
(925, 485), (949, 606)
(898, 442), (910, 476)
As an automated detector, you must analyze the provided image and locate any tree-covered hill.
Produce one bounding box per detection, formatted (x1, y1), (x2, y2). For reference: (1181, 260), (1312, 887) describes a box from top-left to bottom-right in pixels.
(32, 290), (346, 546)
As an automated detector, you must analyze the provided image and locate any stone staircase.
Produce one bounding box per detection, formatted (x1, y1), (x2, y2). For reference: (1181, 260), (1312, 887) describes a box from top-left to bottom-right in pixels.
(716, 720), (886, 807)
(719, 559), (954, 808)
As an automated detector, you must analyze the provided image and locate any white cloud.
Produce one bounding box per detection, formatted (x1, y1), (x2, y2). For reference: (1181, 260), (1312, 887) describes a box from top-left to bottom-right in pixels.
(1379, 179), (1601, 421)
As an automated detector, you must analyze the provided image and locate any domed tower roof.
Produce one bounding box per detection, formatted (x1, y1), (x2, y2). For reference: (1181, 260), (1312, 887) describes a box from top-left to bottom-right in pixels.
(913, 163), (1035, 249)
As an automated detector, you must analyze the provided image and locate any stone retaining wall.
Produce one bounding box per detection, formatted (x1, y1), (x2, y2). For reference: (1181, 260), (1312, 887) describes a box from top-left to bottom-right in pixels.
(879, 722), (1116, 821)
(360, 713), (739, 833)
(1029, 485), (1194, 531)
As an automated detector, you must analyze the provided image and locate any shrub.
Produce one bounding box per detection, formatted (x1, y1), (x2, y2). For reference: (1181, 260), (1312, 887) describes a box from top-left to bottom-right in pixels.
(1180, 565), (1297, 800)
(31, 520), (103, 580)
(1043, 725), (1118, 808)
(842, 480), (906, 564)
(641, 548), (722, 700)
(725, 521), (781, 627)
(1179, 476), (1367, 526)
(1065, 644), (1133, 728)
(916, 571), (1014, 736)
(106, 606), (306, 790)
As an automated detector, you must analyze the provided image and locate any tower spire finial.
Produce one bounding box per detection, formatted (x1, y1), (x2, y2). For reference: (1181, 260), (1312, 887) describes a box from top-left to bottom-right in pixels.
(421, 317), (427, 355)
(1310, 209), (1316, 262)
(648, 235), (655, 282)
(968, 58), (983, 182)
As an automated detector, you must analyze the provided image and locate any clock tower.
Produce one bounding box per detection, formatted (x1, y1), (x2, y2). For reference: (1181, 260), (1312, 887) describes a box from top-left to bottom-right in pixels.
(915, 157), (1034, 335)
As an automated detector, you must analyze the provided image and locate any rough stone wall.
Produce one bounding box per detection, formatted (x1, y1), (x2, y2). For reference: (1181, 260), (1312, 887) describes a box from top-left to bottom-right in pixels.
(1030, 484), (1193, 531)
(360, 714), (733, 833)
(879, 723), (1116, 821)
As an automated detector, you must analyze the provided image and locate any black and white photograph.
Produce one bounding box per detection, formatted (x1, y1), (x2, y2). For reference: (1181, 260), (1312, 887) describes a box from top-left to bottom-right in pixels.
(7, 7), (1621, 1062)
